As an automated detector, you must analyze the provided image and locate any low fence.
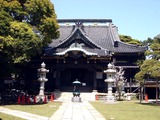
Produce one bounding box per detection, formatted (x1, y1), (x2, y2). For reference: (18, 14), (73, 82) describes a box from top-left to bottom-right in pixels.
(0, 91), (55, 105)
(95, 94), (107, 101)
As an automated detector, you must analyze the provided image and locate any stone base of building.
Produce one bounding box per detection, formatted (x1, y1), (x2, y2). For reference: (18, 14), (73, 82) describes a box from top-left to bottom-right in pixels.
(72, 97), (82, 102)
(92, 90), (98, 93)
(105, 95), (116, 103)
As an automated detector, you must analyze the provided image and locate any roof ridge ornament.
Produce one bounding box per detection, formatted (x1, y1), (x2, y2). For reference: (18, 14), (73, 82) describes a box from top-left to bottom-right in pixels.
(70, 43), (82, 48)
(75, 21), (83, 27)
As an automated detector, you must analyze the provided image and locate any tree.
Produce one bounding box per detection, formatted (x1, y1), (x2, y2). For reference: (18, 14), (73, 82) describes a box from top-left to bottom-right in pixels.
(24, 0), (59, 45)
(115, 67), (126, 100)
(135, 59), (160, 81)
(135, 35), (160, 104)
(145, 37), (160, 60)
(141, 37), (154, 46)
(135, 35), (160, 81)
(119, 35), (142, 45)
(3, 21), (41, 64)
(0, 0), (59, 76)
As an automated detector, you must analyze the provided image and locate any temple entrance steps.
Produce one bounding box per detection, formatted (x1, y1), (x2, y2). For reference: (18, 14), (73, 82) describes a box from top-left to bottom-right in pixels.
(53, 92), (97, 102)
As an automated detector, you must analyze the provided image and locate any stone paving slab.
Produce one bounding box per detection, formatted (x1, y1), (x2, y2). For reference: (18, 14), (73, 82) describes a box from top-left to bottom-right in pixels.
(0, 107), (49, 120)
(49, 101), (106, 120)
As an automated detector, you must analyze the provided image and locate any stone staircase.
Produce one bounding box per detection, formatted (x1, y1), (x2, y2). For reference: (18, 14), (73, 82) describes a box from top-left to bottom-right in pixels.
(53, 92), (97, 102)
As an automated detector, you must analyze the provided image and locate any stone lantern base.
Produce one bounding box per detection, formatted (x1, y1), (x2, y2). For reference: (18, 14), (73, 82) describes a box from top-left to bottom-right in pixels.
(72, 97), (82, 102)
(35, 95), (48, 103)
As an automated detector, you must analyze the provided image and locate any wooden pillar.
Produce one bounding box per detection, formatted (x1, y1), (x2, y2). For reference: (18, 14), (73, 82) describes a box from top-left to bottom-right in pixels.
(156, 79), (158, 105)
(129, 68), (132, 93)
(55, 70), (60, 90)
(93, 70), (97, 92)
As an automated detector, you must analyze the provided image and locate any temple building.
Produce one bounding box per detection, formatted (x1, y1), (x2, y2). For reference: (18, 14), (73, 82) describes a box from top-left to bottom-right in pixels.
(26, 19), (147, 93)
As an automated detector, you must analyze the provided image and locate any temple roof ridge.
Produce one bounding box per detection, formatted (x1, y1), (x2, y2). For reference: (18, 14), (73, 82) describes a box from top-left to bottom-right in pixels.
(57, 19), (112, 24)
(113, 40), (148, 53)
(109, 23), (120, 42)
(117, 40), (147, 48)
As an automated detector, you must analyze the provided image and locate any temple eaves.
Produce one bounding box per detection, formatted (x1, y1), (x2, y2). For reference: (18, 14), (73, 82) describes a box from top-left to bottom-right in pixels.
(57, 19), (112, 23)
(54, 47), (98, 56)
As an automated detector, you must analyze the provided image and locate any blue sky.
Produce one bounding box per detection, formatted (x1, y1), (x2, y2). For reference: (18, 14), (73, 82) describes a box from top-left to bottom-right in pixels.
(51, 0), (160, 41)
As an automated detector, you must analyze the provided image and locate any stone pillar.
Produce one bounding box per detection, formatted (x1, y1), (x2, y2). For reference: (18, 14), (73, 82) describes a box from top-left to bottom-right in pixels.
(39, 82), (45, 96)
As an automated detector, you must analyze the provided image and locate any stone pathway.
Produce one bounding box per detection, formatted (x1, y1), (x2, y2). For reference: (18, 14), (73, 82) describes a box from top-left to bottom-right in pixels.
(49, 101), (106, 120)
(0, 100), (106, 120)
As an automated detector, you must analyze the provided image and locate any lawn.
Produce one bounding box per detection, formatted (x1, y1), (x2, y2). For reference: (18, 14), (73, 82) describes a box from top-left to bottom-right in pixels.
(0, 112), (25, 120)
(0, 101), (61, 119)
(91, 101), (160, 120)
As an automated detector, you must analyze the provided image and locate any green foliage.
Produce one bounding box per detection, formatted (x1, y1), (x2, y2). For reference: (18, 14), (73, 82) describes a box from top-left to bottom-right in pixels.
(0, 0), (59, 43)
(24, 0), (56, 23)
(0, 10), (13, 36)
(0, 0), (59, 75)
(135, 59), (160, 81)
(24, 0), (59, 43)
(141, 37), (154, 46)
(2, 21), (41, 64)
(119, 35), (142, 45)
(39, 16), (60, 45)
(154, 34), (160, 39)
(0, 36), (5, 50)
(2, 0), (27, 21)
(136, 59), (144, 66)
(135, 35), (160, 82)
(145, 37), (160, 60)
(135, 71), (146, 82)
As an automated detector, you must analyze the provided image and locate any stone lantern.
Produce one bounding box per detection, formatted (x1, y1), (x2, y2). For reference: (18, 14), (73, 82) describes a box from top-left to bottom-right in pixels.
(37, 62), (49, 102)
(104, 63), (116, 102)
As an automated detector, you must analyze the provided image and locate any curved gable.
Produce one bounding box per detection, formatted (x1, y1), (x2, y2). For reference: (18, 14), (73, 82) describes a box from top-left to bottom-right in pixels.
(56, 27), (102, 49)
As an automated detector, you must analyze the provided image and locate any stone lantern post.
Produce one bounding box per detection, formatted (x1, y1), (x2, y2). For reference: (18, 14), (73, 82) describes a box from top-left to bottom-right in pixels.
(37, 62), (49, 101)
(104, 63), (116, 102)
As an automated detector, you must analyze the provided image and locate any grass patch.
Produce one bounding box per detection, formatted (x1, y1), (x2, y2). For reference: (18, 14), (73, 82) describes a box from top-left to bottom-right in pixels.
(0, 112), (25, 120)
(2, 101), (62, 117)
(91, 101), (160, 120)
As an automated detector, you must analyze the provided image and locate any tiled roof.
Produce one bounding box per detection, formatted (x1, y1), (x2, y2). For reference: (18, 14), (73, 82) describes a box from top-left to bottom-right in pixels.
(48, 26), (75, 48)
(46, 19), (147, 57)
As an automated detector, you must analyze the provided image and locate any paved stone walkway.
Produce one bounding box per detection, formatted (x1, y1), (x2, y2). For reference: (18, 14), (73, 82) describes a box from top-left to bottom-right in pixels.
(49, 101), (106, 120)
(0, 101), (106, 120)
